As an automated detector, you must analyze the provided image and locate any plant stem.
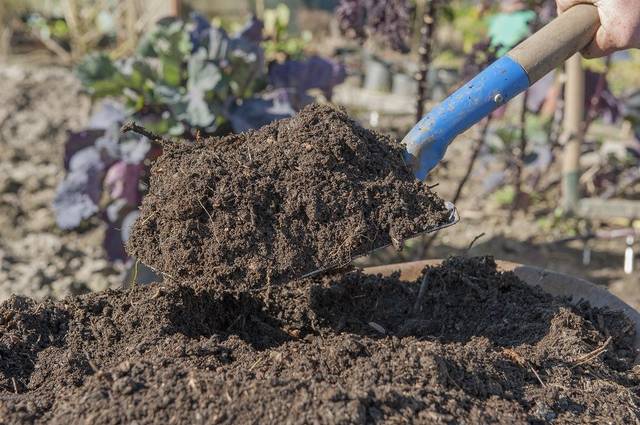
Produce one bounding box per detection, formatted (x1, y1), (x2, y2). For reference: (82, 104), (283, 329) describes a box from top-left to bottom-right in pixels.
(415, 0), (437, 122)
(420, 116), (492, 257)
(452, 116), (492, 205)
(509, 89), (529, 224)
(582, 55), (612, 134)
(121, 121), (169, 144)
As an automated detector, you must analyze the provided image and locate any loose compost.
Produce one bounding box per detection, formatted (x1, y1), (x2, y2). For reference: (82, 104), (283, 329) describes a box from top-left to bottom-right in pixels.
(127, 104), (451, 289)
(1, 106), (638, 424)
(1, 257), (638, 424)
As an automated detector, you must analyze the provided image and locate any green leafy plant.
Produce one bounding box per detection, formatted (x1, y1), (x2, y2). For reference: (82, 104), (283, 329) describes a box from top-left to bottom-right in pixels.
(262, 4), (311, 60)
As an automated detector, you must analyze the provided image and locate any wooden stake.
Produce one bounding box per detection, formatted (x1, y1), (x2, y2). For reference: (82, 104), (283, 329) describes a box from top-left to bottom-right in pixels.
(561, 54), (585, 213)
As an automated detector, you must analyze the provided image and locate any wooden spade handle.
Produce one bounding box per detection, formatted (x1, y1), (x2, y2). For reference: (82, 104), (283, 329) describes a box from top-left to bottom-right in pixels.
(508, 4), (600, 84)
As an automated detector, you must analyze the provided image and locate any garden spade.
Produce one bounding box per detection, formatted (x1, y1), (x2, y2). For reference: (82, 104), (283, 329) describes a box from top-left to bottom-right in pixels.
(402, 4), (600, 180)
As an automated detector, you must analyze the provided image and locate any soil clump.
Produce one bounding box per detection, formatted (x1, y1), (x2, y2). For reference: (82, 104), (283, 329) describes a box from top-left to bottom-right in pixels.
(128, 104), (451, 290)
(1, 257), (638, 424)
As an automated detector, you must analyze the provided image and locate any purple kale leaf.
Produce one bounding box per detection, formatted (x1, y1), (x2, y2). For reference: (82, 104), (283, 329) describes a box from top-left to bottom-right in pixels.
(63, 129), (105, 171)
(268, 56), (346, 101)
(104, 161), (144, 206)
(88, 100), (127, 129)
(189, 12), (212, 52)
(235, 15), (264, 43)
(228, 89), (295, 133)
(54, 147), (107, 229)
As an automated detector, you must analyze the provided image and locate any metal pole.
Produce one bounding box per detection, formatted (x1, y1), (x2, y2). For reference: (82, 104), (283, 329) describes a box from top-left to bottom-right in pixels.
(562, 54), (585, 212)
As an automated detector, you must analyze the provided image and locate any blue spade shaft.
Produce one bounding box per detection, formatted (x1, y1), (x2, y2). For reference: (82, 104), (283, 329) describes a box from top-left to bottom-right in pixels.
(402, 4), (599, 180)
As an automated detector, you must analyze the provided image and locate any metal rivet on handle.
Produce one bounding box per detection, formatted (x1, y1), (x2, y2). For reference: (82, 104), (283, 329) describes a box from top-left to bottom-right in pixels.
(494, 93), (504, 104)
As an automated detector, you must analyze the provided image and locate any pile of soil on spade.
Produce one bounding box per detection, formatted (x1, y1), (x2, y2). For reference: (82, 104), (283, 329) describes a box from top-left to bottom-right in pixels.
(1, 257), (638, 424)
(127, 104), (451, 290)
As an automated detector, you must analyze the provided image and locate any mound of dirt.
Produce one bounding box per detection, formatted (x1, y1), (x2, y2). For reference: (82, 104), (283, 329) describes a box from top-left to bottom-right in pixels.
(127, 104), (451, 290)
(1, 257), (638, 424)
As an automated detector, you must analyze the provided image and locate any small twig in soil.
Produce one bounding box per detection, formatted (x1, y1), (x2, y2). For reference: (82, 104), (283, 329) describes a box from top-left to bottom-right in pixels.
(248, 358), (263, 371)
(140, 211), (156, 226)
(503, 348), (546, 387)
(413, 273), (429, 315)
(572, 337), (612, 368)
(130, 259), (140, 286)
(368, 322), (386, 335)
(83, 349), (100, 373)
(509, 90), (530, 224)
(11, 377), (18, 394)
(121, 120), (170, 144)
(529, 364), (546, 388)
(464, 233), (486, 255)
(196, 198), (214, 224)
(420, 117), (492, 257)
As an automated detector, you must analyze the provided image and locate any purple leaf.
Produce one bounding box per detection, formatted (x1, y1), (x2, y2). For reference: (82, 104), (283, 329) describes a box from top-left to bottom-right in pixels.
(53, 171), (101, 230)
(104, 217), (128, 261)
(268, 56), (346, 100)
(95, 126), (121, 159)
(69, 147), (106, 177)
(88, 100), (126, 129)
(64, 129), (104, 170)
(586, 70), (622, 124)
(229, 90), (295, 133)
(104, 161), (144, 205)
(106, 198), (129, 222)
(54, 148), (106, 229)
(55, 146), (109, 229)
(190, 12), (212, 52)
(121, 210), (140, 243)
(526, 72), (555, 113)
(235, 15), (263, 43)
(103, 202), (139, 262)
(119, 136), (151, 164)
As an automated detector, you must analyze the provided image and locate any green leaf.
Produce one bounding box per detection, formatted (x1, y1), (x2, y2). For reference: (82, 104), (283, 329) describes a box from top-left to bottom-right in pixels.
(76, 53), (124, 97)
(187, 48), (222, 92)
(226, 38), (263, 97)
(117, 59), (155, 91)
(488, 11), (536, 56)
(493, 185), (516, 207)
(185, 94), (216, 128)
(161, 57), (183, 86)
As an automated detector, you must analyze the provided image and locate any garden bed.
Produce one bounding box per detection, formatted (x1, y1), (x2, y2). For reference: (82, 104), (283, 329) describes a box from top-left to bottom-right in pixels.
(1, 104), (638, 424)
(1, 257), (638, 424)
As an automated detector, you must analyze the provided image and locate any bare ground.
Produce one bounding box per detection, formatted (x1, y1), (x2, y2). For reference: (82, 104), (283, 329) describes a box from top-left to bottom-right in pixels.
(0, 64), (123, 302)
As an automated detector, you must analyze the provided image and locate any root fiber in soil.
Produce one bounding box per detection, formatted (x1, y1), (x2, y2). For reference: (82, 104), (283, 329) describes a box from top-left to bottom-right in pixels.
(127, 104), (451, 289)
(1, 257), (638, 424)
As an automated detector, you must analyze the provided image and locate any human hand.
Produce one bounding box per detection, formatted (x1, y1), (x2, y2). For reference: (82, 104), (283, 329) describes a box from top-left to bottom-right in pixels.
(557, 0), (640, 57)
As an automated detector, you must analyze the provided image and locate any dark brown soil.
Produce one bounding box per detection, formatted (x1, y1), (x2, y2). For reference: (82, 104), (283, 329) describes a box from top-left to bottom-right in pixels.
(127, 104), (451, 290)
(1, 257), (638, 424)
